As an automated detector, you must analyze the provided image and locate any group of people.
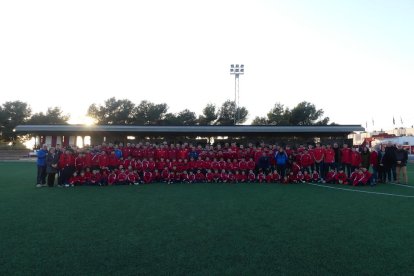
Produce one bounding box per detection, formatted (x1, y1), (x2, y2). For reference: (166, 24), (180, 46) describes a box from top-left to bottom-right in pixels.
(35, 140), (409, 188)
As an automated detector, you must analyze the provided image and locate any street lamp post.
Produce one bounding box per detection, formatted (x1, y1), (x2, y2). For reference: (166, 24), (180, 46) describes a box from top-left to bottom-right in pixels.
(230, 64), (244, 124)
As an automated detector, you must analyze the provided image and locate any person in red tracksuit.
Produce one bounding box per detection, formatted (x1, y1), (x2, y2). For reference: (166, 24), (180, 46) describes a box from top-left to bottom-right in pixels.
(212, 169), (220, 183)
(288, 171), (298, 183)
(117, 169), (128, 185)
(219, 169), (229, 183)
(271, 170), (281, 183)
(352, 169), (366, 186)
(84, 167), (92, 185)
(341, 144), (352, 177)
(297, 171), (305, 183)
(188, 171), (196, 183)
(312, 170), (320, 183)
(227, 172), (235, 183)
(266, 172), (274, 183)
(59, 150), (75, 185)
(232, 159), (240, 172)
(195, 169), (205, 183)
(350, 148), (362, 172)
(248, 170), (256, 183)
(303, 171), (311, 182)
(143, 171), (153, 184)
(325, 169), (337, 184)
(312, 143), (325, 179)
(90, 170), (102, 186)
(239, 158), (248, 172)
(161, 168), (169, 183)
(240, 171), (248, 183)
(234, 171), (242, 183)
(181, 170), (189, 183)
(68, 171), (80, 187)
(107, 171), (117, 186)
(349, 168), (359, 184)
(247, 158), (256, 172)
(257, 171), (266, 183)
(205, 169), (214, 183)
(300, 150), (313, 173)
(75, 153), (85, 172)
(98, 151), (109, 171)
(335, 169), (348, 185)
(324, 144), (336, 177)
(127, 170), (140, 185)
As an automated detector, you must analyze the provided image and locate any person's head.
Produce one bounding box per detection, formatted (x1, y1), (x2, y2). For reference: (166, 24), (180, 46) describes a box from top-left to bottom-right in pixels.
(49, 147), (55, 154)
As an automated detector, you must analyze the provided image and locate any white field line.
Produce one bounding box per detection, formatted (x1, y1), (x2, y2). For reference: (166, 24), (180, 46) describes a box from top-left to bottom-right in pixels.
(389, 183), (414, 189)
(307, 183), (414, 198)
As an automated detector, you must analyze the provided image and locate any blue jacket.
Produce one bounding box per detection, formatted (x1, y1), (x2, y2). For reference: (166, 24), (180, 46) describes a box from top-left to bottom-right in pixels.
(37, 149), (48, 166)
(275, 151), (288, 165)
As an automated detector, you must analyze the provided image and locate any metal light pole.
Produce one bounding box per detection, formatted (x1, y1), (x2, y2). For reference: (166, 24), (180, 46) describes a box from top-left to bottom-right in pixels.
(230, 64), (244, 124)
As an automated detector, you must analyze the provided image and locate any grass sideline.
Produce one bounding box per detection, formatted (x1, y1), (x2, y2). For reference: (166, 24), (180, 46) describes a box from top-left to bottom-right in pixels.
(1, 162), (414, 275)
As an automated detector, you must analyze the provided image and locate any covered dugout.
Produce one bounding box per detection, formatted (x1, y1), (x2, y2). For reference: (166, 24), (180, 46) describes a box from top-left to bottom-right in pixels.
(15, 125), (364, 148)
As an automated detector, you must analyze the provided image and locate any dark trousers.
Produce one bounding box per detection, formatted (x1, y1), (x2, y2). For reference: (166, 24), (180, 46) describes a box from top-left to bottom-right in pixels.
(61, 166), (74, 185)
(342, 163), (352, 177)
(47, 173), (56, 187)
(277, 164), (287, 178)
(314, 162), (323, 177)
(37, 165), (46, 184)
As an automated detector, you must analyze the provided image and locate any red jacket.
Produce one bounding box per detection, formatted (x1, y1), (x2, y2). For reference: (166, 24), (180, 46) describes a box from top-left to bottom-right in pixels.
(350, 151), (361, 167)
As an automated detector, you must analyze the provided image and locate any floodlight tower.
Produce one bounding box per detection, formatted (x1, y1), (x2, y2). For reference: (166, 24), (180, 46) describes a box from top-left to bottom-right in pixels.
(230, 64), (244, 124)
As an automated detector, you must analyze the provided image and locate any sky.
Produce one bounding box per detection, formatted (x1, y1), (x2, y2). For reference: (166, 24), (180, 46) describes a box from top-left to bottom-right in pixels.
(1, 0), (413, 131)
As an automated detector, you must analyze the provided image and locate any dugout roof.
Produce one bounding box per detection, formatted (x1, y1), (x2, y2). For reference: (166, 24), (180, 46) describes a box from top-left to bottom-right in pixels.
(15, 125), (364, 136)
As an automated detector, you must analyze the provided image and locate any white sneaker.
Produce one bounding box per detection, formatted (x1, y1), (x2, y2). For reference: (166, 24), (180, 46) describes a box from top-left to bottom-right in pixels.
(36, 184), (42, 188)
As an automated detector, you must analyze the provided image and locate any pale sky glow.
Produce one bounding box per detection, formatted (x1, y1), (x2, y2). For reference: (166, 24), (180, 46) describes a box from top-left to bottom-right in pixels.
(1, 0), (413, 130)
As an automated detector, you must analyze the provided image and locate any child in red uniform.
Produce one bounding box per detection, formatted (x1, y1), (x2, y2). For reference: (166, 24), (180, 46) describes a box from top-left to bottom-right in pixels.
(271, 170), (281, 183)
(248, 170), (256, 183)
(240, 171), (247, 183)
(349, 168), (359, 184)
(350, 148), (362, 171)
(288, 171), (298, 183)
(78, 171), (87, 185)
(219, 169), (229, 183)
(282, 176), (289, 184)
(352, 169), (365, 186)
(188, 171), (196, 183)
(303, 171), (311, 182)
(181, 170), (189, 183)
(127, 170), (140, 185)
(265, 172), (274, 183)
(195, 169), (205, 183)
(68, 172), (79, 187)
(143, 171), (153, 184)
(117, 169), (128, 185)
(84, 167), (92, 185)
(227, 171), (235, 183)
(205, 169), (214, 183)
(297, 171), (305, 183)
(335, 169), (348, 185)
(90, 169), (102, 186)
(312, 170), (320, 183)
(161, 168), (169, 183)
(257, 171), (266, 183)
(325, 169), (337, 184)
(108, 171), (117, 186)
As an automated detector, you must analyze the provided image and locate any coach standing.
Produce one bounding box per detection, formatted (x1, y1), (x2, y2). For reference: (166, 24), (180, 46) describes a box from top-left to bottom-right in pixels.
(36, 144), (48, 187)
(46, 147), (59, 187)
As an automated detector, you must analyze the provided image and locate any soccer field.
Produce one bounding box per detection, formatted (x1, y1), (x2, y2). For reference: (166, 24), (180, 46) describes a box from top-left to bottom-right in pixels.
(1, 162), (414, 275)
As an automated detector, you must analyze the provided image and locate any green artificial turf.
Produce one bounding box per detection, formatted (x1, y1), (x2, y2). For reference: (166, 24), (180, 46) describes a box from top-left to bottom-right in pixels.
(1, 162), (414, 275)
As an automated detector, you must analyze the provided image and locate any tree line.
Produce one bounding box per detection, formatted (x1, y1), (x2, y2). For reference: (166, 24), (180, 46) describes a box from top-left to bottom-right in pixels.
(0, 98), (330, 142)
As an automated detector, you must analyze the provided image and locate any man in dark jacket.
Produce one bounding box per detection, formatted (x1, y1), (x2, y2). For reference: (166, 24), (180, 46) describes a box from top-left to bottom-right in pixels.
(395, 144), (408, 184)
(383, 142), (397, 182)
(46, 147), (60, 187)
(258, 152), (270, 173)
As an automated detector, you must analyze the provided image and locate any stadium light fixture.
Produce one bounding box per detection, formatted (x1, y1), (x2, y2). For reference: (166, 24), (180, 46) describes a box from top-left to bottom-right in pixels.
(230, 64), (244, 124)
